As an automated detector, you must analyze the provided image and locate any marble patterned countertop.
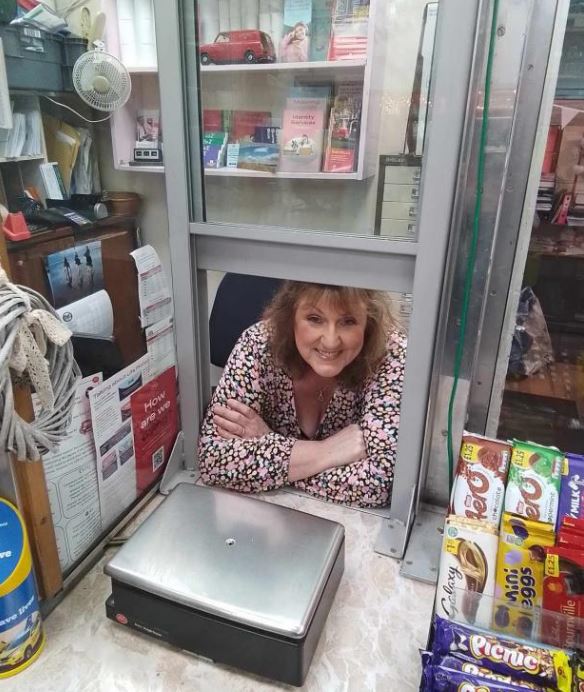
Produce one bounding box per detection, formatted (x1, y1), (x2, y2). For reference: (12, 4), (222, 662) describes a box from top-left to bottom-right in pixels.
(10, 489), (435, 692)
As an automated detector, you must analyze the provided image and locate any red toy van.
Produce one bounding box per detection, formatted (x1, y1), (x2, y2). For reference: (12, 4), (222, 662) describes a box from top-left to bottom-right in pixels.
(199, 31), (276, 65)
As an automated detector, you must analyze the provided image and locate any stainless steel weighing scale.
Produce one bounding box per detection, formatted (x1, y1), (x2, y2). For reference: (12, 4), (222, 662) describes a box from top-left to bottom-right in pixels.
(105, 484), (345, 686)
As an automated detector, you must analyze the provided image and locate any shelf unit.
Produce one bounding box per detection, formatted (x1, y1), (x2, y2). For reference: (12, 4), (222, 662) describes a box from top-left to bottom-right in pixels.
(105, 0), (385, 181)
(200, 59), (367, 74)
(104, 0), (161, 173)
(0, 95), (50, 210)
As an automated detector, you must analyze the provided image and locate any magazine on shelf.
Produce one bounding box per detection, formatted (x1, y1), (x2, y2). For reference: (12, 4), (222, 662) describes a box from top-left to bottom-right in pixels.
(281, 0), (312, 63)
(231, 111), (272, 143)
(203, 131), (228, 169)
(237, 143), (280, 172)
(323, 81), (362, 173)
(310, 0), (334, 61)
(328, 0), (369, 60)
(279, 86), (331, 173)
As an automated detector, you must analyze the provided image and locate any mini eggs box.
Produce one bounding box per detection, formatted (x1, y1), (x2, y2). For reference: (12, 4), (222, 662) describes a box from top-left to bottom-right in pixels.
(493, 513), (555, 641)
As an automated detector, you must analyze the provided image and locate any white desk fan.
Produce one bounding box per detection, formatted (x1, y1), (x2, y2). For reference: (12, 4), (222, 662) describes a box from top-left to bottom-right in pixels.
(73, 40), (131, 113)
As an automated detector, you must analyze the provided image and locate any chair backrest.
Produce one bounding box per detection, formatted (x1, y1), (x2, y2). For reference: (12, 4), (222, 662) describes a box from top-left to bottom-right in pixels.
(209, 273), (282, 367)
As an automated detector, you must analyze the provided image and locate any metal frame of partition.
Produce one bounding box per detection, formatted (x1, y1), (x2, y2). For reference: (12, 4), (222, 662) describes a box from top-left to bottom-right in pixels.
(155, 0), (482, 562)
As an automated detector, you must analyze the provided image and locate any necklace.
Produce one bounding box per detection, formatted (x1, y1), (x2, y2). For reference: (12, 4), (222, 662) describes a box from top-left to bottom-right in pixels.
(317, 384), (334, 402)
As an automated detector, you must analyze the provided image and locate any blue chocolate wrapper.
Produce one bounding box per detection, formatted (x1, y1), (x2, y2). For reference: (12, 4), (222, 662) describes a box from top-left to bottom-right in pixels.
(558, 453), (584, 523)
(432, 616), (572, 691)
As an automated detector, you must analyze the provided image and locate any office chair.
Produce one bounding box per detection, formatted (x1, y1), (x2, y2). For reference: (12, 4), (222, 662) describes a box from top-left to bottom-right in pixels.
(209, 273), (282, 368)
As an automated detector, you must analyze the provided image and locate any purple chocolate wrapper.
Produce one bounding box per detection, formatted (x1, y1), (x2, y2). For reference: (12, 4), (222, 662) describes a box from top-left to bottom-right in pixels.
(558, 453), (584, 523)
(432, 616), (572, 691)
(434, 655), (549, 691)
(431, 667), (545, 692)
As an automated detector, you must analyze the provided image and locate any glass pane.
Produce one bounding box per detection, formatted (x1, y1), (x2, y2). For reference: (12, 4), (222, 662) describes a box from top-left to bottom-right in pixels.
(497, 1), (584, 455)
(202, 272), (411, 507)
(192, 0), (438, 238)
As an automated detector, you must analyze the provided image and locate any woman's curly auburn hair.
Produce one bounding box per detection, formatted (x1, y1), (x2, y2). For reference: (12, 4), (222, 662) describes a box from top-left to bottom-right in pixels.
(262, 282), (396, 389)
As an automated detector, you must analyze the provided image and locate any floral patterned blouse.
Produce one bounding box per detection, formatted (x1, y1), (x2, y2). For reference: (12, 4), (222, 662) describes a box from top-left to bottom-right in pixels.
(198, 321), (407, 508)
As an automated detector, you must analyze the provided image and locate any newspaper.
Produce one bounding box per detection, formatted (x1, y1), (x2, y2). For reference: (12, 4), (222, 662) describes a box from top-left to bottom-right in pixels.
(130, 245), (173, 328)
(37, 374), (103, 572)
(89, 355), (151, 528)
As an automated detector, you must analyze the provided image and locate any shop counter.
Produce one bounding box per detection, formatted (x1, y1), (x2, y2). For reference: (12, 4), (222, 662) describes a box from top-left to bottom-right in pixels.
(8, 490), (434, 691)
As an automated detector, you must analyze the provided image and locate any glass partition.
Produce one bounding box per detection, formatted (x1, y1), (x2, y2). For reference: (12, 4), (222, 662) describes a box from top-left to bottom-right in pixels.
(496, 2), (584, 454)
(194, 0), (438, 238)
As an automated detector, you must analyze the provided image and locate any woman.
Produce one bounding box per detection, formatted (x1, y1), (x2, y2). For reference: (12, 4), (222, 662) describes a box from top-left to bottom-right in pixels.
(198, 282), (406, 507)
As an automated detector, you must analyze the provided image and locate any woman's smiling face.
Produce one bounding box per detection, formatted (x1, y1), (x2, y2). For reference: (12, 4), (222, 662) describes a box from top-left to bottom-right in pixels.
(293, 296), (367, 379)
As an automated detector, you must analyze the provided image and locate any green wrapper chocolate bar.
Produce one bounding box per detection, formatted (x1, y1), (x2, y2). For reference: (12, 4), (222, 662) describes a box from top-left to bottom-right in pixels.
(504, 441), (562, 525)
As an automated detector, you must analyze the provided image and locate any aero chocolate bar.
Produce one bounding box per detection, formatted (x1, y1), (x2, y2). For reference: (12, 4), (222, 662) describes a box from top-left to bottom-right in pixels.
(505, 440), (562, 526)
(450, 433), (511, 527)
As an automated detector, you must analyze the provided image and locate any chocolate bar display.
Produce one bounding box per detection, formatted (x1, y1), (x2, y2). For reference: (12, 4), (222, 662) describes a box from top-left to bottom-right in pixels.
(542, 546), (584, 650)
(430, 654), (550, 690)
(450, 433), (511, 526)
(558, 453), (584, 524)
(493, 514), (556, 640)
(424, 667), (549, 692)
(432, 616), (573, 692)
(504, 441), (562, 525)
(435, 516), (498, 628)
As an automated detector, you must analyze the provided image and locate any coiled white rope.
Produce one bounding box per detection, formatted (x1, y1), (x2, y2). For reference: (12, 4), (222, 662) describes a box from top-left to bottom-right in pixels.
(0, 265), (80, 461)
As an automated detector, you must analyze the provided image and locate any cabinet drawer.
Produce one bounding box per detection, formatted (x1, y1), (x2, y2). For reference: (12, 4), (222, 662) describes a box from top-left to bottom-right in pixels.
(383, 183), (420, 203)
(381, 201), (418, 220)
(378, 219), (417, 240)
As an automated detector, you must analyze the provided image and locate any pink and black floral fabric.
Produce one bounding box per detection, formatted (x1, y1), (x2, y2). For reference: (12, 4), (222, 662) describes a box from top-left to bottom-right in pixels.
(198, 321), (406, 507)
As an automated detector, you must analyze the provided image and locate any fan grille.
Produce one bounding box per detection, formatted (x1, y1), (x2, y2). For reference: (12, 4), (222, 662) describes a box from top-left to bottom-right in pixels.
(73, 51), (132, 112)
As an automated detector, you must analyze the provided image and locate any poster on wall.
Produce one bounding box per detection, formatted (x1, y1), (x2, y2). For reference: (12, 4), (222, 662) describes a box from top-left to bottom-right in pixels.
(130, 366), (179, 492)
(130, 245), (173, 328)
(36, 374), (103, 572)
(89, 355), (150, 528)
(45, 241), (104, 308)
(89, 350), (179, 529)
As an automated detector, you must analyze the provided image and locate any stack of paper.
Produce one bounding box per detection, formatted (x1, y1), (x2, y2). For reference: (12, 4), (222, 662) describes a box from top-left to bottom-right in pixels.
(22, 108), (43, 157)
(0, 96), (45, 159)
(4, 112), (26, 157)
(71, 128), (96, 194)
(43, 115), (80, 196)
(40, 162), (66, 200)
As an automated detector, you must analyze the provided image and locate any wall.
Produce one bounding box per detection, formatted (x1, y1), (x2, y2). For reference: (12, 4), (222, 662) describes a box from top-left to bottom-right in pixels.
(96, 123), (171, 278)
(55, 0), (103, 39)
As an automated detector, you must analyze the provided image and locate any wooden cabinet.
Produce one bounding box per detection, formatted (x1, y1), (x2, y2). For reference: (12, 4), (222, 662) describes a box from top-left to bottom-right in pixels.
(7, 217), (146, 367)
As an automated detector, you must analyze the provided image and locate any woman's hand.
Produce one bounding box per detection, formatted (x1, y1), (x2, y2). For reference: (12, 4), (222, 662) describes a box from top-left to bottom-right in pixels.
(321, 424), (366, 467)
(213, 399), (272, 440)
(288, 424), (366, 482)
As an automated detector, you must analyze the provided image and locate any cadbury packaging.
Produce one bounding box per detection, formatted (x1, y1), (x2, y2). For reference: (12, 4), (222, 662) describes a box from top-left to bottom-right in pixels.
(542, 546), (584, 650)
(432, 616), (573, 691)
(429, 667), (549, 692)
(558, 453), (584, 525)
(493, 513), (555, 640)
(432, 654), (550, 690)
(435, 515), (498, 629)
